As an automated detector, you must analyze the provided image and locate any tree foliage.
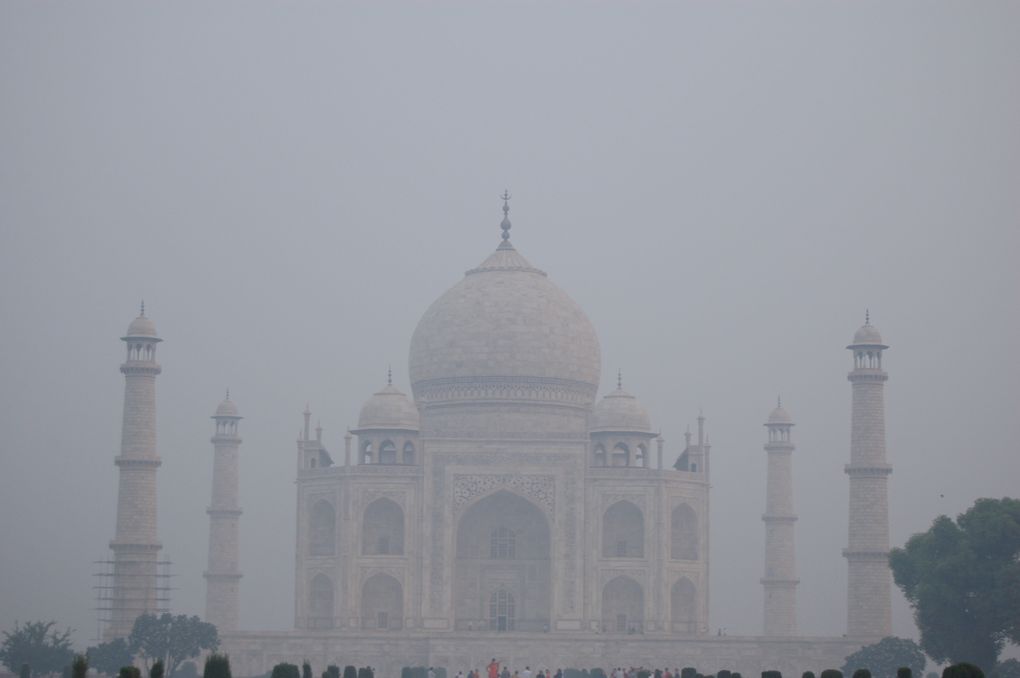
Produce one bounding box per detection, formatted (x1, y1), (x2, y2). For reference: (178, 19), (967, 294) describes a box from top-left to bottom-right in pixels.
(890, 498), (1020, 670)
(842, 637), (927, 678)
(128, 614), (219, 678)
(87, 639), (135, 677)
(202, 654), (231, 678)
(271, 664), (300, 678)
(0, 622), (75, 676)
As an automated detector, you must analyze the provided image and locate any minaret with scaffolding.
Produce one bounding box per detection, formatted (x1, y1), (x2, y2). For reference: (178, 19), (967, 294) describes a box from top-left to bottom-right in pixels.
(204, 392), (243, 633)
(99, 304), (169, 639)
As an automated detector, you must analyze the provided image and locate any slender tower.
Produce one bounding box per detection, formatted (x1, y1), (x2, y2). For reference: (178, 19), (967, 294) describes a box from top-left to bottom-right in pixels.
(844, 312), (892, 637)
(762, 397), (798, 636)
(107, 304), (163, 639)
(204, 392), (243, 633)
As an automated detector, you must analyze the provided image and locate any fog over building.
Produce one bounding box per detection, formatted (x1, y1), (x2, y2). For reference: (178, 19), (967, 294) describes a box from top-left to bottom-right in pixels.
(103, 202), (895, 674)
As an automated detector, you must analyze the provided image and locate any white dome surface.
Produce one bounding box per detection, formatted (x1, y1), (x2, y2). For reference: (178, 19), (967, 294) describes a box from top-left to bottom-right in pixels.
(357, 384), (420, 431)
(767, 404), (793, 425)
(125, 314), (158, 338)
(214, 398), (240, 418)
(591, 387), (653, 433)
(409, 242), (601, 405)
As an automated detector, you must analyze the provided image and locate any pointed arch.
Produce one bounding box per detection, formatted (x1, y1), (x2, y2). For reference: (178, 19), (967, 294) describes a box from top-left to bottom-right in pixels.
(309, 499), (335, 556)
(379, 440), (397, 464)
(361, 573), (403, 630)
(308, 573), (335, 629)
(402, 441), (415, 465)
(671, 577), (697, 634)
(671, 503), (698, 560)
(602, 500), (644, 558)
(362, 497), (404, 555)
(454, 490), (551, 631)
(611, 442), (630, 467)
(602, 575), (644, 633)
(593, 444), (607, 467)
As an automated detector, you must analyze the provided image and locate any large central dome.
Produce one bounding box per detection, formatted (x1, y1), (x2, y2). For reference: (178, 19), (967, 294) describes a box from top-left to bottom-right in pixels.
(409, 230), (601, 411)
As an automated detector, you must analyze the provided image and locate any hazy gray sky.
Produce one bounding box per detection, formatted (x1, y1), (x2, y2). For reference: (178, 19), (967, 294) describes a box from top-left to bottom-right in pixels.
(1, 2), (1018, 649)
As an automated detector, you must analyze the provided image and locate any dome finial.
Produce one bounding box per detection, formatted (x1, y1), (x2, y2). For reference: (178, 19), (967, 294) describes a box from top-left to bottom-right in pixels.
(617, 369), (623, 390)
(777, 394), (781, 407)
(499, 189), (512, 242)
(140, 300), (145, 317)
(865, 308), (870, 325)
(226, 388), (230, 401)
(387, 365), (392, 386)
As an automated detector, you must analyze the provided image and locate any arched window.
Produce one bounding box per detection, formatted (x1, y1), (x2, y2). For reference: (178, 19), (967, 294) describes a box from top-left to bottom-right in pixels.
(636, 444), (648, 468)
(362, 497), (404, 555)
(611, 443), (630, 467)
(602, 576), (643, 633)
(402, 442), (415, 465)
(309, 500), (336, 556)
(379, 440), (397, 464)
(361, 573), (403, 630)
(670, 503), (698, 560)
(602, 500), (644, 558)
(308, 573), (334, 629)
(671, 577), (697, 634)
(489, 588), (515, 631)
(362, 441), (373, 465)
(593, 445), (607, 467)
(490, 526), (516, 559)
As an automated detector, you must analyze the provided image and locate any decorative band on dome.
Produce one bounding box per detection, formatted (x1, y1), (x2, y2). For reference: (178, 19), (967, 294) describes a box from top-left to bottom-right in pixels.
(412, 375), (598, 408)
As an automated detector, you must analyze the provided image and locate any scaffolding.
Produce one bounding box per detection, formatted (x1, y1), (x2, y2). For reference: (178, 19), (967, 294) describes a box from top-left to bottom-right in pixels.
(92, 556), (174, 643)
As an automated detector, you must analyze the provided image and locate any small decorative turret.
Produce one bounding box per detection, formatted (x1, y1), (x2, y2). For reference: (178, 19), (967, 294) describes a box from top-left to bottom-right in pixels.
(590, 371), (656, 467)
(351, 369), (420, 465)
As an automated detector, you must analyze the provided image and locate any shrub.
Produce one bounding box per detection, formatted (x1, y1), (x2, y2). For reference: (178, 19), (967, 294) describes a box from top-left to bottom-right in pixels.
(120, 668), (142, 678)
(682, 669), (697, 678)
(304, 664), (313, 678)
(853, 671), (872, 678)
(897, 671), (911, 678)
(942, 665), (984, 678)
(763, 672), (782, 678)
(271, 664), (301, 678)
(151, 661), (165, 678)
(804, 673), (817, 678)
(72, 656), (89, 678)
(204, 655), (232, 678)
(820, 671), (843, 678)
(343, 666), (357, 678)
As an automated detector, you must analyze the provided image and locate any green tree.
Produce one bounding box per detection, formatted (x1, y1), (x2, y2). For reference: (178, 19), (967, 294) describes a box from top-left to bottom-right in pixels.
(151, 662), (165, 678)
(120, 668), (142, 678)
(0, 622), (75, 676)
(271, 664), (300, 678)
(87, 639), (135, 677)
(127, 614), (219, 678)
(71, 656), (88, 678)
(842, 637), (927, 678)
(203, 654), (231, 678)
(890, 498), (1020, 671)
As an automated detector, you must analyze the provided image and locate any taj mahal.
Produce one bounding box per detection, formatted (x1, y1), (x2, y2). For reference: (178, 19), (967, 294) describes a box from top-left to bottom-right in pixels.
(103, 198), (894, 676)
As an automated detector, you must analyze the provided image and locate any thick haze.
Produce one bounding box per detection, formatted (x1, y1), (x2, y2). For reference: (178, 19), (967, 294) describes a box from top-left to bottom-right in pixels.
(1, 2), (1018, 649)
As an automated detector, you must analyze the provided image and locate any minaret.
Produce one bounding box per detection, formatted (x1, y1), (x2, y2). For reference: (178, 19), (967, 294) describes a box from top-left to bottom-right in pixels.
(844, 312), (892, 637)
(107, 304), (163, 639)
(762, 397), (798, 636)
(204, 392), (243, 633)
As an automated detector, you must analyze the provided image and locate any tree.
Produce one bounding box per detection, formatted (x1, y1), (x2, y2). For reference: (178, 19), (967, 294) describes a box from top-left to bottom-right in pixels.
(842, 637), (927, 678)
(72, 656), (88, 678)
(1, 622), (75, 676)
(271, 664), (300, 678)
(203, 654), (232, 678)
(152, 662), (165, 678)
(890, 498), (1020, 671)
(87, 639), (135, 677)
(128, 614), (219, 678)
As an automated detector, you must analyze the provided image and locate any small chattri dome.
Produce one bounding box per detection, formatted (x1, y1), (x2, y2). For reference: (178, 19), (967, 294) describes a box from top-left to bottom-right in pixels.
(591, 386), (653, 434)
(767, 404), (793, 425)
(214, 395), (240, 418)
(852, 323), (884, 346)
(125, 314), (158, 339)
(357, 384), (420, 431)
